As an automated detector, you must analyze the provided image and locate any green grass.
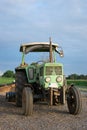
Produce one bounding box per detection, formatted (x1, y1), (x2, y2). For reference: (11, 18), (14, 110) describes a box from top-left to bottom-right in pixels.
(0, 77), (15, 85)
(67, 79), (87, 86)
(67, 79), (87, 91)
(0, 77), (87, 92)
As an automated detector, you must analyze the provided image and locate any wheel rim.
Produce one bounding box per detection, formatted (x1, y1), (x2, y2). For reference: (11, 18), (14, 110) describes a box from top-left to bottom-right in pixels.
(67, 87), (77, 114)
(68, 90), (76, 110)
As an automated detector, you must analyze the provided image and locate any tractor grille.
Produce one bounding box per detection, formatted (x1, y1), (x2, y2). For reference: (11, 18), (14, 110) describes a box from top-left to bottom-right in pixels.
(46, 66), (62, 75)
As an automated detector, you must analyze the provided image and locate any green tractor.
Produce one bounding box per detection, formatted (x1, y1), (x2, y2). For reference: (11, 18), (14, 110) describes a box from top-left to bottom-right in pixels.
(15, 38), (82, 116)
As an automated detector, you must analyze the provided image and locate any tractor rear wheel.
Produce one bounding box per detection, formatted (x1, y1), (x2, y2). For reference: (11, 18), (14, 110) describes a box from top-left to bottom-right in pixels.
(67, 86), (82, 115)
(22, 87), (33, 116)
(15, 71), (27, 107)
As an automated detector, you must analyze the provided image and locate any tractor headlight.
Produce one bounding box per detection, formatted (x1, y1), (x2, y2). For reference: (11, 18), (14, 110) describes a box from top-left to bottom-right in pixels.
(45, 77), (51, 83)
(56, 76), (62, 82)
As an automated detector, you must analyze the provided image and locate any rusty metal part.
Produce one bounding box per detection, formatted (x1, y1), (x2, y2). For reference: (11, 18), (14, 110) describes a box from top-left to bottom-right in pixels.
(49, 87), (53, 105)
(49, 37), (53, 63)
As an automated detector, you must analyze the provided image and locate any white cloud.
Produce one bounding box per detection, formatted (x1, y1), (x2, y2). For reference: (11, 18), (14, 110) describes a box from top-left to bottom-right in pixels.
(0, 71), (3, 76)
(0, 0), (87, 74)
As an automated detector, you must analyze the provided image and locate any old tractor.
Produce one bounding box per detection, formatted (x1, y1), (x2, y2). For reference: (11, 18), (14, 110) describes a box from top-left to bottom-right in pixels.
(15, 38), (82, 116)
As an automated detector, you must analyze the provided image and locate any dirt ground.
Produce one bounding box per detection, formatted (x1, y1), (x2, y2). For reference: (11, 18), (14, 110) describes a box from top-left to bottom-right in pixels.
(0, 92), (87, 130)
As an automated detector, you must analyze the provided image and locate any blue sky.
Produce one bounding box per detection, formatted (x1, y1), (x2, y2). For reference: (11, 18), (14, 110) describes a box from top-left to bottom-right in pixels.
(0, 0), (87, 76)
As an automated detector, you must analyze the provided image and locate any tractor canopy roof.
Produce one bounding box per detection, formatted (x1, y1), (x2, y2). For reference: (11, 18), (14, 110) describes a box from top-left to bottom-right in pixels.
(20, 42), (58, 54)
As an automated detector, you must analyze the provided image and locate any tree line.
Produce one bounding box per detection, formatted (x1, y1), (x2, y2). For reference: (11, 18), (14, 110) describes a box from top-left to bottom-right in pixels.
(1, 70), (15, 78)
(1, 70), (87, 80)
(67, 74), (87, 80)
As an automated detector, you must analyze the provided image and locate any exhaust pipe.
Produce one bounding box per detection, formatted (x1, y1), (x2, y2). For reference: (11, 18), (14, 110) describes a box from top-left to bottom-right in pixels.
(49, 37), (53, 63)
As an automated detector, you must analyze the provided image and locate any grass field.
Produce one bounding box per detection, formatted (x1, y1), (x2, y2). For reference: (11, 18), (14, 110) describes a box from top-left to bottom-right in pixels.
(67, 79), (87, 91)
(67, 79), (87, 86)
(0, 77), (15, 85)
(0, 77), (87, 91)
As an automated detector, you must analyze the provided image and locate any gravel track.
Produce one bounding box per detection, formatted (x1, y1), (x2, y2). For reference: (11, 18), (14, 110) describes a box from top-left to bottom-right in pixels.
(0, 92), (87, 130)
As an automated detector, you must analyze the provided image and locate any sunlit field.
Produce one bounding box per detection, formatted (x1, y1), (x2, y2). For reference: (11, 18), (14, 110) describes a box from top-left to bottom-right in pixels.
(0, 77), (87, 91)
(67, 79), (87, 91)
(0, 77), (14, 85)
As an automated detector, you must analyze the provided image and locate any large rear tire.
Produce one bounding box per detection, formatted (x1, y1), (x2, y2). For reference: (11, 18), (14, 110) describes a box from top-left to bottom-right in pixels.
(67, 86), (82, 115)
(22, 87), (33, 116)
(15, 71), (27, 107)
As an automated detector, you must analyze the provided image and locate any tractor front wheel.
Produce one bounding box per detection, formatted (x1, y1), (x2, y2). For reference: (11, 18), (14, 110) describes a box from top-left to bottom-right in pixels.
(22, 87), (33, 116)
(67, 86), (82, 115)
